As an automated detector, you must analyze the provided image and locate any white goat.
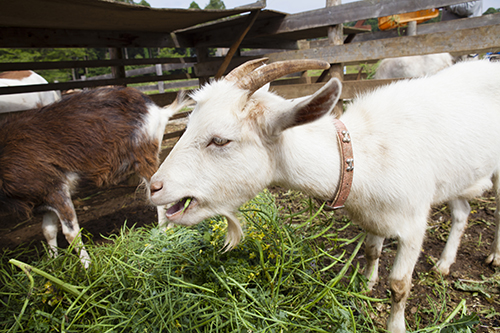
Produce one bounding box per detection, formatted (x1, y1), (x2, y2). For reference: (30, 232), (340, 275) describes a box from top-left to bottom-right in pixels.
(149, 58), (500, 333)
(0, 70), (61, 113)
(374, 53), (453, 79)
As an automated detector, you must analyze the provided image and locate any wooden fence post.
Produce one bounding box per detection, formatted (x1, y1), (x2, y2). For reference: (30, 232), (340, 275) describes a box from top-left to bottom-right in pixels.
(407, 21), (417, 36)
(196, 47), (210, 87)
(326, 0), (344, 116)
(156, 64), (164, 93)
(109, 48), (126, 86)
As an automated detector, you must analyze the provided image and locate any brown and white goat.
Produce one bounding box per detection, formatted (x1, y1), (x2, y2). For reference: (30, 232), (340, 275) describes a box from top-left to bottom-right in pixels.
(0, 70), (61, 113)
(149, 58), (500, 332)
(0, 86), (189, 267)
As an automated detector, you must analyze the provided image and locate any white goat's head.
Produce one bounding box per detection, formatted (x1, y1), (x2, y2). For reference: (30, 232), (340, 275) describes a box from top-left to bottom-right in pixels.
(150, 58), (341, 249)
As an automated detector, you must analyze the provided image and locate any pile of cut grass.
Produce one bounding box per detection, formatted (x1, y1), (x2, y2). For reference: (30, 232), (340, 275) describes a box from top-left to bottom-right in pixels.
(0, 190), (479, 332)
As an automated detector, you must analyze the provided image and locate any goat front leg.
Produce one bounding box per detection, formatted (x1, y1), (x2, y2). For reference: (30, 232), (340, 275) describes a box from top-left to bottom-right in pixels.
(486, 175), (500, 266)
(364, 233), (384, 290)
(387, 225), (426, 333)
(434, 199), (470, 275)
(47, 187), (91, 268)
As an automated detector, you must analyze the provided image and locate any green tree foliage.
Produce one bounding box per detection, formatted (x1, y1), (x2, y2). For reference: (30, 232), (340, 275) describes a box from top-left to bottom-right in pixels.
(112, 0), (151, 6)
(189, 1), (201, 9)
(204, 0), (226, 10)
(0, 48), (107, 82)
(484, 7), (500, 14)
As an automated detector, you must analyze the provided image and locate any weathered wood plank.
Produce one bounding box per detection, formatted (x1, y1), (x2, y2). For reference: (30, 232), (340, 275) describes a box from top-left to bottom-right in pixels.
(271, 79), (401, 100)
(274, 0), (466, 35)
(267, 24), (500, 64)
(163, 129), (186, 140)
(0, 57), (197, 72)
(194, 56), (259, 77)
(0, 1), (472, 49)
(336, 12), (500, 45)
(0, 73), (195, 96)
(215, 10), (261, 79)
(175, 1), (466, 49)
(0, 27), (180, 49)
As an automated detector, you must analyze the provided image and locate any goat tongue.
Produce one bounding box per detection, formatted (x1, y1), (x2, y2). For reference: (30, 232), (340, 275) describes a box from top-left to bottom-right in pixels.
(166, 197), (191, 217)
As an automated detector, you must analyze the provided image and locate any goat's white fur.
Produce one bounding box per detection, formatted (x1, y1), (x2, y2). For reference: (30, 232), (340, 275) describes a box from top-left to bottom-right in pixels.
(150, 60), (500, 332)
(0, 70), (61, 112)
(374, 53), (453, 79)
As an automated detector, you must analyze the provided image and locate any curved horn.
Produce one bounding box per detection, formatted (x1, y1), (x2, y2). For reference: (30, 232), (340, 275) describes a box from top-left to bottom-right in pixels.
(224, 58), (269, 82)
(237, 59), (331, 95)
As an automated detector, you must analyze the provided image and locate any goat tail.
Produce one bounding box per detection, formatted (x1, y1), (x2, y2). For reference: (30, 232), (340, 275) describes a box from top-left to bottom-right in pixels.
(162, 90), (195, 119)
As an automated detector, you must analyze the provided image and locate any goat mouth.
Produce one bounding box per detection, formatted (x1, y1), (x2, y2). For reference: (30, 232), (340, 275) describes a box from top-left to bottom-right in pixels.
(165, 197), (197, 219)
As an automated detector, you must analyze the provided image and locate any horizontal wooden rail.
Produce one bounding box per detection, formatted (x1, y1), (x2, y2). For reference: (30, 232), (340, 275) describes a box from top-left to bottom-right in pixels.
(268, 24), (500, 65)
(0, 57), (197, 72)
(274, 0), (466, 36)
(0, 73), (195, 95)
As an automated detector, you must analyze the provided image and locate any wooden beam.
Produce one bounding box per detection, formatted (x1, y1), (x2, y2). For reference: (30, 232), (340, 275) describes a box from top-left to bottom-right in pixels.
(267, 24), (500, 64)
(109, 48), (127, 86)
(0, 57), (197, 72)
(174, 0), (466, 49)
(348, 12), (500, 44)
(0, 73), (196, 96)
(272, 0), (466, 35)
(0, 1), (471, 49)
(326, 0), (344, 116)
(215, 10), (261, 79)
(0, 27), (180, 49)
(194, 56), (258, 77)
(271, 79), (402, 100)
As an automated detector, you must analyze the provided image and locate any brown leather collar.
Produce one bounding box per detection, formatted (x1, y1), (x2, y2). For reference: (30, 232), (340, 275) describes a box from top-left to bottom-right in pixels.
(323, 118), (354, 210)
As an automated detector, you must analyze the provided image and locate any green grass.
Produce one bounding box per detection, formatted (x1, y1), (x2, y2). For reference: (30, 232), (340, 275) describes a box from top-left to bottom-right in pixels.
(0, 190), (480, 332)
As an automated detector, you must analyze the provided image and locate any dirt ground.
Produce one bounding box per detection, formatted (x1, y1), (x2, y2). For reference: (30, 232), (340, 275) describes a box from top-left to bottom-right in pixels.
(1, 122), (499, 331)
(273, 189), (500, 332)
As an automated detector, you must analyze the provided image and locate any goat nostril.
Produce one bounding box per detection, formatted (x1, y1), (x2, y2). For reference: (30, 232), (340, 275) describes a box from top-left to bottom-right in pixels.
(150, 181), (163, 195)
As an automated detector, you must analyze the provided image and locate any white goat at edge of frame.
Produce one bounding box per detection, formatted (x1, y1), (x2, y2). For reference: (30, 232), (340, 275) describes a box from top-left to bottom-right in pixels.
(374, 53), (453, 79)
(0, 70), (61, 113)
(149, 58), (500, 333)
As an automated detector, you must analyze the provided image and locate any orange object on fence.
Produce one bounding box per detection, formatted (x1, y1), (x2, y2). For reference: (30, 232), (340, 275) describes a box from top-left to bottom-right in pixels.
(378, 9), (439, 30)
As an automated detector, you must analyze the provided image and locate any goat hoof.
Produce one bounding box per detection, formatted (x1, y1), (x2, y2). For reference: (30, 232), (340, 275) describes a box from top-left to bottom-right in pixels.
(431, 261), (450, 276)
(366, 278), (379, 291)
(485, 253), (500, 266)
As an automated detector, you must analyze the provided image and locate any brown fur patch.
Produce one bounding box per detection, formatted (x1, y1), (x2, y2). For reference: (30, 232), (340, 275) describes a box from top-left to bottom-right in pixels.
(0, 87), (159, 216)
(0, 70), (33, 80)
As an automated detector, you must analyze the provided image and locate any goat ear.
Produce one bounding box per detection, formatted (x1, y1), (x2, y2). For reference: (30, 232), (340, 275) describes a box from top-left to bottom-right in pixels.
(273, 78), (342, 134)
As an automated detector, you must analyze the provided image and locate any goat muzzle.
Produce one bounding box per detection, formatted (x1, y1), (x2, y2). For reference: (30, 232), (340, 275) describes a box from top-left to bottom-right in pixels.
(150, 181), (163, 195)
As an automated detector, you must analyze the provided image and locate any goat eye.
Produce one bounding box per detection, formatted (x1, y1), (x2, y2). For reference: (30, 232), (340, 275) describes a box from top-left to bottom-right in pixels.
(210, 137), (230, 147)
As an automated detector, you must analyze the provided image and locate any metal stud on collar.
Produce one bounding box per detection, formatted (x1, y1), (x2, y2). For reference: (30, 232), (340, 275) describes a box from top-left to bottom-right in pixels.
(341, 130), (351, 143)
